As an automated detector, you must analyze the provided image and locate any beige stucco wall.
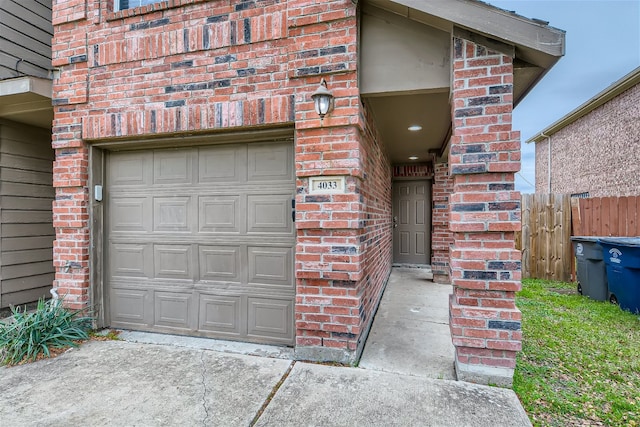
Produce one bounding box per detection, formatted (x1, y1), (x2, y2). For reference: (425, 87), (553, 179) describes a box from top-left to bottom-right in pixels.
(535, 138), (550, 193)
(535, 83), (640, 197)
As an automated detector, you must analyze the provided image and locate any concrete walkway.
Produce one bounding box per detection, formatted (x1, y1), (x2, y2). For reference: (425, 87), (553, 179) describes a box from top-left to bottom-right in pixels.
(0, 267), (532, 426)
(0, 340), (532, 426)
(360, 267), (456, 379)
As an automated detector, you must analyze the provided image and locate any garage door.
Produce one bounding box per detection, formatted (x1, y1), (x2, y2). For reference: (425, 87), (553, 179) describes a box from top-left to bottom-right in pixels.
(105, 141), (295, 345)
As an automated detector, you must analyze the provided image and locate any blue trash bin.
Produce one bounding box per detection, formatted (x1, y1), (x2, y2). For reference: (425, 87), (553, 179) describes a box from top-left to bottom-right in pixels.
(598, 237), (640, 314)
(571, 237), (608, 301)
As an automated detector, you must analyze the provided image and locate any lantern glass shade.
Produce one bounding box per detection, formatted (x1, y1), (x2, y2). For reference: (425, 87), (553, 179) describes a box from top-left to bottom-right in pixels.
(315, 95), (331, 116)
(311, 79), (333, 119)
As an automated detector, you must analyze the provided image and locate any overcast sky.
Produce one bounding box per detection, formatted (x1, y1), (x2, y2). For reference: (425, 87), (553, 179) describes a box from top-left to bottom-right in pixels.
(488, 0), (640, 193)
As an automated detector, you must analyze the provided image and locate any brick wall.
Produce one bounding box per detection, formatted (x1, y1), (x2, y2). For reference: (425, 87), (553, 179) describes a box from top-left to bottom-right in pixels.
(52, 0), (389, 362)
(356, 99), (393, 357)
(448, 37), (522, 386)
(392, 163), (433, 178)
(293, 93), (391, 364)
(52, 0), (299, 309)
(294, 127), (367, 363)
(431, 162), (453, 283)
(535, 82), (640, 197)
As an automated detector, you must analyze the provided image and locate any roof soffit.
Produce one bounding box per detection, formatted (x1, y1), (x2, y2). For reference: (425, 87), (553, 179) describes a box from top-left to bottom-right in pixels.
(367, 0), (565, 68)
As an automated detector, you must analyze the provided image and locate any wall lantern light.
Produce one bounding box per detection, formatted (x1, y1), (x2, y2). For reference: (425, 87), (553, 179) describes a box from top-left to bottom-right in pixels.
(311, 78), (334, 120)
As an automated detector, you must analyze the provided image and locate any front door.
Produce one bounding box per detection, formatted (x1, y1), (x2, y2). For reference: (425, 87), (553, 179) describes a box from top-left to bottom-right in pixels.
(393, 180), (431, 264)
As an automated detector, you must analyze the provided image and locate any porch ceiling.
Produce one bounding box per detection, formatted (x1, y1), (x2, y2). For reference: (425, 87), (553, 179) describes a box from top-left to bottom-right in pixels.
(365, 92), (451, 165)
(0, 77), (53, 129)
(360, 0), (565, 165)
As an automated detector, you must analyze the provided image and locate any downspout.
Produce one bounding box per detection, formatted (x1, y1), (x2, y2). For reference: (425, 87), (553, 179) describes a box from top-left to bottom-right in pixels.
(540, 132), (551, 193)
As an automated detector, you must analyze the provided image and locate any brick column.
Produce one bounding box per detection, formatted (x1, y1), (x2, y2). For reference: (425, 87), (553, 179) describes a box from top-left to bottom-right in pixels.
(431, 162), (453, 284)
(448, 37), (522, 386)
(51, 0), (91, 310)
(288, 1), (374, 364)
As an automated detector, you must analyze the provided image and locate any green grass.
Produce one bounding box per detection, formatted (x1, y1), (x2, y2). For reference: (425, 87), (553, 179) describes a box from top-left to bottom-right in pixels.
(514, 279), (640, 426)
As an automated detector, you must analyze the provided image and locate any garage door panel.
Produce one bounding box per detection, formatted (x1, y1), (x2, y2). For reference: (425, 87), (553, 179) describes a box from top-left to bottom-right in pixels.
(248, 194), (292, 234)
(198, 145), (246, 183)
(248, 297), (293, 342)
(109, 152), (152, 186)
(153, 150), (194, 185)
(110, 243), (151, 278)
(154, 292), (194, 330)
(153, 196), (193, 232)
(153, 244), (193, 280)
(110, 288), (150, 325)
(110, 197), (151, 232)
(248, 142), (293, 182)
(248, 246), (293, 288)
(199, 245), (242, 282)
(198, 294), (242, 336)
(199, 195), (242, 233)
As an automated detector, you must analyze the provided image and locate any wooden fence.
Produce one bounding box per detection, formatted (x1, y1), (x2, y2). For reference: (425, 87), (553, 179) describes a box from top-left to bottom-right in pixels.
(573, 196), (640, 237)
(519, 194), (572, 282)
(518, 194), (640, 281)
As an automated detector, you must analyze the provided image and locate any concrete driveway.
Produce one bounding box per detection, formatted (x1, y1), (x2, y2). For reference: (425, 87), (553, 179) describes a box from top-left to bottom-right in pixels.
(0, 339), (532, 426)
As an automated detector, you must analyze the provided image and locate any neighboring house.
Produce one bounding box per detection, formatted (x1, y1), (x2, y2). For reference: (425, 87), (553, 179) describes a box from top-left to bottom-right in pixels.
(0, 0), (55, 308)
(51, 0), (564, 386)
(528, 66), (640, 197)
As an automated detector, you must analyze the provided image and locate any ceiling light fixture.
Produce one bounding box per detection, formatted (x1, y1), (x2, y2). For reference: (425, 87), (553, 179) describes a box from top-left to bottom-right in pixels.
(408, 125), (422, 132)
(409, 156), (419, 160)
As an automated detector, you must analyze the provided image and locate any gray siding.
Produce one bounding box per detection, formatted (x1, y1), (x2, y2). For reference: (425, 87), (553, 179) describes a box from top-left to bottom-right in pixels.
(0, 0), (53, 80)
(0, 119), (54, 307)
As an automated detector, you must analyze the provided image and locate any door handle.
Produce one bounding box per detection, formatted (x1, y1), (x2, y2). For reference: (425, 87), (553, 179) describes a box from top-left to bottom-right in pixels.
(393, 216), (398, 228)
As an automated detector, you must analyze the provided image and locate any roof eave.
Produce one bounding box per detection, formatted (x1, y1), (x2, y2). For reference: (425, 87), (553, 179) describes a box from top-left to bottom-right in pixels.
(388, 0), (566, 63)
(526, 66), (640, 143)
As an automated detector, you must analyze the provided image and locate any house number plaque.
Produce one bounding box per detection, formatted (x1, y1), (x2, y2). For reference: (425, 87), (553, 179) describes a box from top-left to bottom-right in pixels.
(309, 176), (346, 194)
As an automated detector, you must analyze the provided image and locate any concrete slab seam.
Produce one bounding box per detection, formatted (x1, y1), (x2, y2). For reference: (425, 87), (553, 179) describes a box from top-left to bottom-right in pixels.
(431, 320), (450, 326)
(356, 361), (455, 381)
(200, 351), (210, 427)
(117, 330), (294, 360)
(250, 360), (296, 426)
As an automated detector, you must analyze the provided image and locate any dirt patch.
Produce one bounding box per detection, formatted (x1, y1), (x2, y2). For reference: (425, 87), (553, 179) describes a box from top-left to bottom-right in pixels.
(549, 287), (578, 295)
(13, 346), (74, 366)
(2, 330), (121, 367)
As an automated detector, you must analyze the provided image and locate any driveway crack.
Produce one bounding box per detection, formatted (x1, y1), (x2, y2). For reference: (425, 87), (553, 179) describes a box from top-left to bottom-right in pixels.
(249, 361), (295, 426)
(200, 351), (210, 427)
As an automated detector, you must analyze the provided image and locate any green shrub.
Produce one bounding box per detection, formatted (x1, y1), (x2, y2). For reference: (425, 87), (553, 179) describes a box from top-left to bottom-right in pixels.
(0, 298), (91, 366)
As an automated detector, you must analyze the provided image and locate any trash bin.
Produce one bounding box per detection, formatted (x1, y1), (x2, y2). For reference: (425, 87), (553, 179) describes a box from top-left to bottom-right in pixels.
(598, 237), (640, 314)
(571, 237), (609, 301)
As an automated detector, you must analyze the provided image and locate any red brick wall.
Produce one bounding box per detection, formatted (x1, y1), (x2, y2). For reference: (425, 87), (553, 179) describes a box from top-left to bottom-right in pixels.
(52, 0), (390, 362)
(357, 99), (393, 354)
(432, 162), (453, 283)
(294, 126), (366, 361)
(294, 99), (391, 361)
(448, 37), (522, 386)
(392, 163), (433, 178)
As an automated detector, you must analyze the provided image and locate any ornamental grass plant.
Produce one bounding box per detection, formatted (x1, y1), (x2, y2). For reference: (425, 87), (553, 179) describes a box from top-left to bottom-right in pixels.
(0, 297), (91, 366)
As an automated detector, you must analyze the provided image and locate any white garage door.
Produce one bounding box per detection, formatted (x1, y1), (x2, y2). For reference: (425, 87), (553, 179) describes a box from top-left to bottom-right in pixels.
(105, 141), (295, 345)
